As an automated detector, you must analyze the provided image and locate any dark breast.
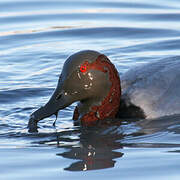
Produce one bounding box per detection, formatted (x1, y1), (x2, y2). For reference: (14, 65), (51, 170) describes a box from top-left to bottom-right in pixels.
(116, 99), (146, 119)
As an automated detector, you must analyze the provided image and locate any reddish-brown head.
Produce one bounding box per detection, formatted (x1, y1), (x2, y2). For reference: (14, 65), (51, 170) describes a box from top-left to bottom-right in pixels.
(73, 53), (121, 126)
(28, 50), (121, 132)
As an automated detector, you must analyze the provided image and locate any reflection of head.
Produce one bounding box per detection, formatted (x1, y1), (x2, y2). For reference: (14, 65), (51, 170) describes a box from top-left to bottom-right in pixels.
(57, 127), (124, 171)
(61, 147), (122, 171)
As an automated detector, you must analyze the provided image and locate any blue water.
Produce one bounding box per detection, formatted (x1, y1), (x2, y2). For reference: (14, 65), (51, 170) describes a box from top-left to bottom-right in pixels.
(1, 0), (180, 179)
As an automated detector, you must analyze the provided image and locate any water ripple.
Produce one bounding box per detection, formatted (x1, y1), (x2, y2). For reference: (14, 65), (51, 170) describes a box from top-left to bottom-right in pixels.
(0, 88), (53, 103)
(1, 0), (180, 177)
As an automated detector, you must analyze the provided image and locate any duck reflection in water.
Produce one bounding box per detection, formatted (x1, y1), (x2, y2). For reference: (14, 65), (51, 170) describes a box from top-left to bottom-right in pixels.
(34, 114), (180, 171)
(57, 127), (123, 171)
(57, 124), (123, 171)
(37, 124), (124, 171)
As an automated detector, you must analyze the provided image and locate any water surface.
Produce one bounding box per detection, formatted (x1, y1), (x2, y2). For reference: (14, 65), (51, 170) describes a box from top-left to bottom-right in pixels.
(1, 0), (180, 179)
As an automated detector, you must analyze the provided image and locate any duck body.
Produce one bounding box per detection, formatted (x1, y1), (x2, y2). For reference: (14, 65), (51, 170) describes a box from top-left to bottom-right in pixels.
(28, 51), (180, 132)
(121, 57), (180, 119)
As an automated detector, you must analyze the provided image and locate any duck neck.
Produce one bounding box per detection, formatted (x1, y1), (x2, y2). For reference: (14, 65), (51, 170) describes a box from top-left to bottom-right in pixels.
(73, 55), (121, 126)
(78, 97), (105, 118)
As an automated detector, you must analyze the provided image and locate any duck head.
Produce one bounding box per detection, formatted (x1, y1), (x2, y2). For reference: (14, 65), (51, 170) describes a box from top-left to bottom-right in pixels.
(28, 50), (121, 132)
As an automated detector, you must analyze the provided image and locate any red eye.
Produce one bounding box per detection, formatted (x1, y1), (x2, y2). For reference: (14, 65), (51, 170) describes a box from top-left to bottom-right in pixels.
(80, 62), (89, 73)
(80, 65), (87, 72)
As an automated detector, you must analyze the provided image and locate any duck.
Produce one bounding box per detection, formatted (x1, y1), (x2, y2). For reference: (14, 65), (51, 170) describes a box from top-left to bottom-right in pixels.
(28, 50), (180, 132)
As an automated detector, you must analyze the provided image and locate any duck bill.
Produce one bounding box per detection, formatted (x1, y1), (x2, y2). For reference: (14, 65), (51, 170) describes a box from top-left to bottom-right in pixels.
(28, 81), (73, 132)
